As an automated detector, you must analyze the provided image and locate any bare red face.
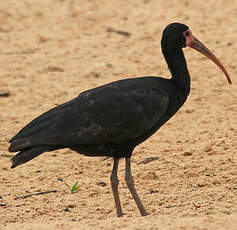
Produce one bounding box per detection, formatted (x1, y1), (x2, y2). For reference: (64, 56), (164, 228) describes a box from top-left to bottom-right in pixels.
(183, 29), (232, 84)
(183, 29), (193, 47)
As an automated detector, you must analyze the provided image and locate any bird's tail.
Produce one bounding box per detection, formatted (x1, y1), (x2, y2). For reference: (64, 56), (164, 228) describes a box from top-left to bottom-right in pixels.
(11, 146), (53, 168)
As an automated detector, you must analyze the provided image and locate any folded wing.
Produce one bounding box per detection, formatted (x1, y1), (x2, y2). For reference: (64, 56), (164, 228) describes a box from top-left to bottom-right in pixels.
(9, 78), (169, 152)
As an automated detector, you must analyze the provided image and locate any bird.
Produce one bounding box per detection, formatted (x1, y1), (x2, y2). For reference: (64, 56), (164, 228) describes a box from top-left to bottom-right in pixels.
(8, 22), (231, 217)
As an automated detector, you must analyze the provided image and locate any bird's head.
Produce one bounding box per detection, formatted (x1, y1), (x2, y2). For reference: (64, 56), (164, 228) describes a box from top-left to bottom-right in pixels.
(161, 23), (188, 51)
(161, 22), (232, 84)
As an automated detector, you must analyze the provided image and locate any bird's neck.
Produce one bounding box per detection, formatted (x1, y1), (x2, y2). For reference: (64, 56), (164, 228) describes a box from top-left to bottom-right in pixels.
(164, 48), (191, 95)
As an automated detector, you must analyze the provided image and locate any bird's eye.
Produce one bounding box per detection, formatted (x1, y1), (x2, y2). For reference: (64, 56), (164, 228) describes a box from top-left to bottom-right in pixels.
(185, 31), (189, 36)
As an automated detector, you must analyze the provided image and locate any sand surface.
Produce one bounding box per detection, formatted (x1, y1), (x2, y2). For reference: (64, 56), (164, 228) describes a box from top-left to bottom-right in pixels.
(0, 0), (236, 229)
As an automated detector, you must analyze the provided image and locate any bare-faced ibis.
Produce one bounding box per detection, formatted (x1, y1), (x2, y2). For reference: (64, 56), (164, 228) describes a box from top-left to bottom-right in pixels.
(9, 23), (231, 217)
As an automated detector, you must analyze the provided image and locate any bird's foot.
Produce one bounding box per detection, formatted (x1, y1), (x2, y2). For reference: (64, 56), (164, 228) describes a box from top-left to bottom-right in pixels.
(117, 211), (123, 217)
(141, 210), (149, 216)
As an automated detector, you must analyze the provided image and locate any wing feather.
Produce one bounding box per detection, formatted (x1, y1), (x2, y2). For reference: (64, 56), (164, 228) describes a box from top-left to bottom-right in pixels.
(9, 77), (169, 152)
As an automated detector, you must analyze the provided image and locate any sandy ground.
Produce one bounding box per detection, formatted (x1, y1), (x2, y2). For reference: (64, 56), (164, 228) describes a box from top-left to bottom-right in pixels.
(0, 0), (236, 229)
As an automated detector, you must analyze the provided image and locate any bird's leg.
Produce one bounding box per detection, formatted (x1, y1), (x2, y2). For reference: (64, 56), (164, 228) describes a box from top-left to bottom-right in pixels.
(110, 157), (123, 217)
(125, 157), (149, 216)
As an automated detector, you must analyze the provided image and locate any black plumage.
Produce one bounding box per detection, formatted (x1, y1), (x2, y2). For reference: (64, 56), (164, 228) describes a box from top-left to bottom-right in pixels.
(9, 22), (231, 217)
(9, 77), (183, 158)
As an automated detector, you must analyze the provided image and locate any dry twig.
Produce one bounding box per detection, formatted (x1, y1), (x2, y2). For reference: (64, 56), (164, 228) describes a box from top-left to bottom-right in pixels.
(15, 190), (57, 200)
(137, 156), (159, 165)
(107, 27), (131, 37)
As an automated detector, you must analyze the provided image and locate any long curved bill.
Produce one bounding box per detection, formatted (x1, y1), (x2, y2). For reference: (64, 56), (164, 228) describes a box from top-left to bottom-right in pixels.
(189, 35), (232, 84)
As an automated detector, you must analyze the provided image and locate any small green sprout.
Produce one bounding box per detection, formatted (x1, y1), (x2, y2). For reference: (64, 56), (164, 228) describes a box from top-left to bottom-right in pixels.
(64, 181), (79, 194)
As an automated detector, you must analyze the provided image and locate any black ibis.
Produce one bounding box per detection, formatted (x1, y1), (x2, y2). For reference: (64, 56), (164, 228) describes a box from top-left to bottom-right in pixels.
(9, 23), (231, 217)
